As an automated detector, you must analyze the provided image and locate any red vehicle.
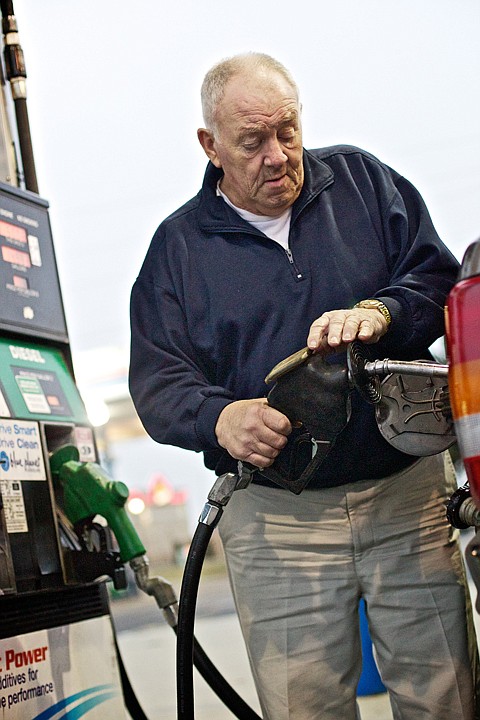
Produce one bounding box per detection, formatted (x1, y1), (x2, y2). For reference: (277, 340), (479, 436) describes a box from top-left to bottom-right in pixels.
(446, 240), (480, 506)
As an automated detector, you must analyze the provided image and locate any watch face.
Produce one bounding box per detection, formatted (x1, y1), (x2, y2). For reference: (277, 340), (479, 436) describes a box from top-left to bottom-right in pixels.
(360, 300), (381, 309)
(358, 300), (391, 325)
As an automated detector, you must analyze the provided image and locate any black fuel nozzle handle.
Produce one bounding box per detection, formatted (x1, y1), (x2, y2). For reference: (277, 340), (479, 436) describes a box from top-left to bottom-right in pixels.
(260, 349), (351, 494)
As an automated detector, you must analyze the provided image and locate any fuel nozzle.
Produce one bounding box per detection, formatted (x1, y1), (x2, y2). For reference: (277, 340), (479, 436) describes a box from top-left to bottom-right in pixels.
(50, 446), (179, 623)
(130, 555), (179, 628)
(50, 445), (146, 563)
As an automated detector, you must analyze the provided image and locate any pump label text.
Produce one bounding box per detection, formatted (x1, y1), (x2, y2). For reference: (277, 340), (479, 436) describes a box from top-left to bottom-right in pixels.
(0, 420), (46, 481)
(0, 618), (126, 718)
(9, 345), (45, 364)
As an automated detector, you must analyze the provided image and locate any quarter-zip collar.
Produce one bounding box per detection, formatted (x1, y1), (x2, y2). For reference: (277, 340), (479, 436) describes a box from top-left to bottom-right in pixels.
(197, 149), (334, 234)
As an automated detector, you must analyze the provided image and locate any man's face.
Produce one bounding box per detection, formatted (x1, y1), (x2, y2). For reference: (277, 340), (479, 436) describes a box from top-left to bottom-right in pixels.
(198, 70), (304, 216)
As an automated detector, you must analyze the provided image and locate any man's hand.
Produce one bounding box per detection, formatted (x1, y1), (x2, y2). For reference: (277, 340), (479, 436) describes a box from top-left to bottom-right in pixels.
(215, 398), (292, 468)
(307, 308), (389, 352)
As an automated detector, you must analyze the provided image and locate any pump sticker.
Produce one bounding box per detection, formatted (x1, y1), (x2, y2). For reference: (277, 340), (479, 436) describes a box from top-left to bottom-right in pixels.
(0, 479), (28, 533)
(13, 366), (73, 417)
(0, 420), (46, 481)
(28, 234), (42, 267)
(0, 617), (126, 718)
(74, 426), (96, 462)
(15, 376), (51, 414)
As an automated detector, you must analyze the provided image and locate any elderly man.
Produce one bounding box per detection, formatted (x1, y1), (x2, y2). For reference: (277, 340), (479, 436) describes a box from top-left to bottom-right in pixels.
(129, 53), (477, 719)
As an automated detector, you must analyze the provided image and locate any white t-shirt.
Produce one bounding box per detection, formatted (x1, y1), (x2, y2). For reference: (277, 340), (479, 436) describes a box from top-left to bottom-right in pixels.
(217, 182), (292, 251)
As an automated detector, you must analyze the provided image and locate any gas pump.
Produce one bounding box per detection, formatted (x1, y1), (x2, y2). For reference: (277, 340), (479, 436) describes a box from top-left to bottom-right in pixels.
(0, 3), (134, 716)
(0, 176), (136, 719)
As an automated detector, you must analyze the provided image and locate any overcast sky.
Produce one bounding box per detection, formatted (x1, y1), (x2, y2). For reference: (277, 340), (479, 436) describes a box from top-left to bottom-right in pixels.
(11, 0), (480, 363)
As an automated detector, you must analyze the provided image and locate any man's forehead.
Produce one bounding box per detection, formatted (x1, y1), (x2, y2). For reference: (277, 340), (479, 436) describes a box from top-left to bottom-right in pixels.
(237, 107), (300, 132)
(221, 91), (300, 130)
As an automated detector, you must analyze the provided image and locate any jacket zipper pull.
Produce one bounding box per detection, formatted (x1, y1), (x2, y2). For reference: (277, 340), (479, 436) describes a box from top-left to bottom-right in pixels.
(285, 247), (303, 280)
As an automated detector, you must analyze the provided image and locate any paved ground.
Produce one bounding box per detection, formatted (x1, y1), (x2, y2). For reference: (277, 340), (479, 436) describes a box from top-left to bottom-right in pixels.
(115, 614), (393, 720)
(110, 529), (480, 719)
(110, 560), (393, 720)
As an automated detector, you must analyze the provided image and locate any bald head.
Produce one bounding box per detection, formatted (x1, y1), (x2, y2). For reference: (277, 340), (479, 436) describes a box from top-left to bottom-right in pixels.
(201, 53), (299, 137)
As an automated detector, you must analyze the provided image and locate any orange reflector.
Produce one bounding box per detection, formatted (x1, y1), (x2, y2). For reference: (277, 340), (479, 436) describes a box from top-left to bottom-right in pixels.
(449, 359), (480, 418)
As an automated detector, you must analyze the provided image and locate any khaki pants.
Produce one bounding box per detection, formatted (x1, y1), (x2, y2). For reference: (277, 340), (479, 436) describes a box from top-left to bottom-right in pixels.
(218, 454), (478, 719)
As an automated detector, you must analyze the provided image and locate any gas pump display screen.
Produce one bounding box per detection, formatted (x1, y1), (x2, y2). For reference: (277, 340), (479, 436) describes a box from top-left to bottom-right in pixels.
(0, 183), (67, 342)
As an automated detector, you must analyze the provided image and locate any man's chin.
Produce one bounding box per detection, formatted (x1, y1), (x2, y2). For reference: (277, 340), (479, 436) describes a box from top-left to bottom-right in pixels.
(260, 188), (299, 213)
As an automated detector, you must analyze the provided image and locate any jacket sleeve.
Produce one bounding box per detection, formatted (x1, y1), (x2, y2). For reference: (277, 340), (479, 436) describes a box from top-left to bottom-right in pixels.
(129, 230), (233, 453)
(372, 171), (460, 358)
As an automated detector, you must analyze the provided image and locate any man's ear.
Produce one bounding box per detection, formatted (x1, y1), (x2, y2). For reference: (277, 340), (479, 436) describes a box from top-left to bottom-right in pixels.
(197, 128), (222, 168)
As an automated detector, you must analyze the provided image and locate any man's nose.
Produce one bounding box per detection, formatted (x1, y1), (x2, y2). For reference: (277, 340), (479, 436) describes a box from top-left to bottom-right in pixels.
(264, 137), (288, 166)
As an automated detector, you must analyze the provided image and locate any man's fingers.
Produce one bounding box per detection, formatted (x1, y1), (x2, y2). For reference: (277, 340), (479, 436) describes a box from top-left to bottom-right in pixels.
(307, 316), (329, 349)
(246, 439), (284, 465)
(325, 317), (348, 345)
(357, 317), (377, 340)
(236, 431), (287, 468)
(262, 405), (292, 437)
(215, 398), (291, 464)
(308, 309), (388, 350)
(245, 452), (276, 469)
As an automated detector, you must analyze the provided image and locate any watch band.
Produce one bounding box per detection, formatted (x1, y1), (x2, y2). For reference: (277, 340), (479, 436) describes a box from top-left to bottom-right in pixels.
(354, 299), (392, 327)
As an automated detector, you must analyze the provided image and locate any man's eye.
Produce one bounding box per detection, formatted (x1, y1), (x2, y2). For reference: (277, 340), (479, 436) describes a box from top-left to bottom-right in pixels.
(243, 140), (260, 151)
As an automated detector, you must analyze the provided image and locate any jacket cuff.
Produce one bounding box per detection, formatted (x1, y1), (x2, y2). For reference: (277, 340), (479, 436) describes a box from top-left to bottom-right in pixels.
(378, 295), (400, 318)
(377, 296), (411, 344)
(196, 395), (233, 449)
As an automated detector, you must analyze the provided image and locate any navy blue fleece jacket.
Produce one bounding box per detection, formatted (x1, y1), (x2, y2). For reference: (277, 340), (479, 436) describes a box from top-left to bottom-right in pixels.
(129, 146), (459, 488)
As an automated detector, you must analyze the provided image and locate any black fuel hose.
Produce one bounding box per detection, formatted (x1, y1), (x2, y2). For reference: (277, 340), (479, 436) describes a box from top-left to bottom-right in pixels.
(0, 0), (39, 193)
(176, 513), (262, 720)
(177, 520), (212, 719)
(176, 631), (261, 720)
(13, 96), (38, 192)
(115, 636), (150, 720)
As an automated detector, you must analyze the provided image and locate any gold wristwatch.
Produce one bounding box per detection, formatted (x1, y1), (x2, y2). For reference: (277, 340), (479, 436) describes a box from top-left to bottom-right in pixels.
(354, 299), (392, 327)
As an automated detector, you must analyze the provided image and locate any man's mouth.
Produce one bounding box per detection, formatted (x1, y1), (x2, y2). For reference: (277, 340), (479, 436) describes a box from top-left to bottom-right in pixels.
(264, 174), (287, 185)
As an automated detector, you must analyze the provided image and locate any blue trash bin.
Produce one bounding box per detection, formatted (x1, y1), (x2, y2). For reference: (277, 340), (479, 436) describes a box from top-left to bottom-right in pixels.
(357, 598), (386, 696)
